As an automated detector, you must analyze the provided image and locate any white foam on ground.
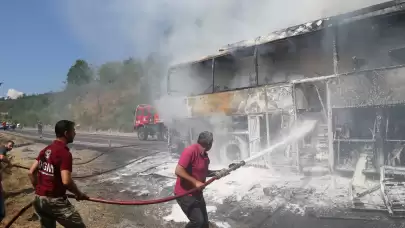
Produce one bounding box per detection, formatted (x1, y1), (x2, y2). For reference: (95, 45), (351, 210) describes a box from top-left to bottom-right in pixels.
(108, 145), (351, 218)
(213, 221), (231, 228)
(204, 166), (278, 204)
(164, 204), (188, 222)
(102, 153), (178, 191)
(163, 204), (217, 223)
(108, 152), (175, 178)
(154, 162), (177, 178)
(205, 166), (351, 209)
(152, 162), (351, 216)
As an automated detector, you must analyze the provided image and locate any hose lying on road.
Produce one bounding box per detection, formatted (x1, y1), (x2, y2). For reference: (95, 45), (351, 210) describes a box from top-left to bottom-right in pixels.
(12, 151), (161, 179)
(24, 143), (152, 166)
(4, 200), (34, 228)
(4, 161), (246, 227)
(72, 144), (158, 165)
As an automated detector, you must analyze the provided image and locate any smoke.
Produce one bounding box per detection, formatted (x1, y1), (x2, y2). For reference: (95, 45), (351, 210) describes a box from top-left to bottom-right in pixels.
(59, 0), (387, 63)
(55, 0), (388, 130)
(7, 89), (24, 99)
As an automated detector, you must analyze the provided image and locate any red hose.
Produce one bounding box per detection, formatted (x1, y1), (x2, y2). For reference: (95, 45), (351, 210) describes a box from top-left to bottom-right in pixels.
(66, 177), (217, 205)
(13, 163), (218, 205)
(3, 177), (218, 227)
(4, 201), (33, 228)
(6, 159), (243, 226)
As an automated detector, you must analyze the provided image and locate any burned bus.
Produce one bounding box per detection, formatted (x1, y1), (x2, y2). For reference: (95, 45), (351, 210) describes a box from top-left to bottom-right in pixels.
(165, 0), (405, 174)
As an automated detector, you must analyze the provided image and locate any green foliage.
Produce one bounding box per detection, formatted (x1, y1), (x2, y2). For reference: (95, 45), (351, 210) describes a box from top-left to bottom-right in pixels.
(98, 61), (122, 85)
(66, 59), (94, 86)
(0, 93), (52, 126)
(0, 55), (167, 130)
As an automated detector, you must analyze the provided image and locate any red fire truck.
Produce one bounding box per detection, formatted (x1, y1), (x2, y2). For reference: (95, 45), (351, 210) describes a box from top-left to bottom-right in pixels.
(134, 104), (167, 141)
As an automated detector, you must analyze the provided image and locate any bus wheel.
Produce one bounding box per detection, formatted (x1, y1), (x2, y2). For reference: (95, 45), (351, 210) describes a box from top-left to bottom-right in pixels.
(219, 136), (249, 164)
(157, 126), (168, 141)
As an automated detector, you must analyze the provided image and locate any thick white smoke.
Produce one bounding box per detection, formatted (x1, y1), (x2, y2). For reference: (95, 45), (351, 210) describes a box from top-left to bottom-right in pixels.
(58, 0), (387, 64)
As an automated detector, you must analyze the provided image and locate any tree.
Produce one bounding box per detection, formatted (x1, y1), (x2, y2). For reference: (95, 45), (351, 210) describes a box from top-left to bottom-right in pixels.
(98, 61), (122, 85)
(66, 59), (94, 86)
(120, 58), (144, 86)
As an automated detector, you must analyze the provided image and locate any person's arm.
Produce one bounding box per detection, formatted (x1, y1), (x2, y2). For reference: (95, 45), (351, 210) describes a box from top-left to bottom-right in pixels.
(175, 165), (204, 188)
(174, 150), (204, 188)
(28, 160), (39, 188)
(61, 170), (85, 197)
(60, 152), (88, 200)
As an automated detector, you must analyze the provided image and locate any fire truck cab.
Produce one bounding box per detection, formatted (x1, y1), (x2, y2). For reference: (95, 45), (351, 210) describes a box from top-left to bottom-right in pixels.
(134, 104), (167, 141)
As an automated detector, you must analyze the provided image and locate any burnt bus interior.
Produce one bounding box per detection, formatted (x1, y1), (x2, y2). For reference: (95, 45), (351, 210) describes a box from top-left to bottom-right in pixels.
(261, 30), (333, 169)
(167, 59), (213, 96)
(167, 5), (405, 171)
(214, 46), (256, 92)
(333, 104), (405, 172)
(331, 11), (405, 173)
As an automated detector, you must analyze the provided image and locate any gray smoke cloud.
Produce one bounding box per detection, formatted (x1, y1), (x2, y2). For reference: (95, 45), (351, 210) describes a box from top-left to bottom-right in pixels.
(58, 0), (387, 64)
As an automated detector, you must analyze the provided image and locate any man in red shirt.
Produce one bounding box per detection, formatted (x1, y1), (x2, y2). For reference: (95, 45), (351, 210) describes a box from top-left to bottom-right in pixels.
(28, 120), (89, 228)
(174, 131), (230, 228)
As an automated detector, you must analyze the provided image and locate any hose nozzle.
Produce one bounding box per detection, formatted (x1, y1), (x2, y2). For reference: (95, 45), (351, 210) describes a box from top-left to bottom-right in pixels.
(228, 160), (246, 172)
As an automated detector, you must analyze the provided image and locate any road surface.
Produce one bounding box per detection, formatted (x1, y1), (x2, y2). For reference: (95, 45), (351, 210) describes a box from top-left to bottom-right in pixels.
(15, 128), (153, 147)
(8, 129), (405, 228)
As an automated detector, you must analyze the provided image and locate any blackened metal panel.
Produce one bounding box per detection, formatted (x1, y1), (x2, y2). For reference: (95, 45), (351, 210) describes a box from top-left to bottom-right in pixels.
(329, 67), (405, 108)
(187, 84), (293, 117)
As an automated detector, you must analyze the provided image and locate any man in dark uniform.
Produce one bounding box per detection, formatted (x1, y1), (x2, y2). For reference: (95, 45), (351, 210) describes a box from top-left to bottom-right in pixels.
(37, 121), (43, 138)
(28, 120), (88, 228)
(174, 131), (230, 228)
(0, 140), (14, 222)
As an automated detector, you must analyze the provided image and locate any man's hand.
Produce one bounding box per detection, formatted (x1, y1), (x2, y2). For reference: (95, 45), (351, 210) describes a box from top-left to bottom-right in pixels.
(76, 192), (89, 201)
(194, 181), (205, 189)
(214, 168), (230, 179)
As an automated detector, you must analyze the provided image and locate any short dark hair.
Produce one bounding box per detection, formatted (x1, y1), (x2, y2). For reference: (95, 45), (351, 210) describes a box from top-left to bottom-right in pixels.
(55, 120), (75, 138)
(197, 131), (213, 147)
(6, 140), (14, 145)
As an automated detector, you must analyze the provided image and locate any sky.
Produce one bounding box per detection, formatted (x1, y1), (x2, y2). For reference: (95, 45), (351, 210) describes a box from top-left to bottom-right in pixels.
(0, 1), (84, 96)
(0, 0), (387, 98)
(0, 1), (162, 98)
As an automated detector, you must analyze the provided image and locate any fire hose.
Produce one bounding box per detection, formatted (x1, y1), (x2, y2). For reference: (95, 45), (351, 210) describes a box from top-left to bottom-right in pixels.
(12, 151), (162, 179)
(4, 161), (246, 227)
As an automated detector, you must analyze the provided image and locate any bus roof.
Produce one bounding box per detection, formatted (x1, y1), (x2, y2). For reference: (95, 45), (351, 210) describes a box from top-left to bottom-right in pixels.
(170, 0), (405, 68)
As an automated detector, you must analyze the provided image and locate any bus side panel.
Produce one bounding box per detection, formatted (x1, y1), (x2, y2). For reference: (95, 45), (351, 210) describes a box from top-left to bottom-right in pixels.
(186, 85), (293, 117)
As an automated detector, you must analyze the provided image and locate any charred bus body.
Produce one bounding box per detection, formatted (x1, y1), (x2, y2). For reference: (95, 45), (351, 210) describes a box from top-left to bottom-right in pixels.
(166, 1), (405, 173)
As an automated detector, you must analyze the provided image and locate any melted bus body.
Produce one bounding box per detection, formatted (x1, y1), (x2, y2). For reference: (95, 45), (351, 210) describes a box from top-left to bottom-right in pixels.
(166, 1), (405, 174)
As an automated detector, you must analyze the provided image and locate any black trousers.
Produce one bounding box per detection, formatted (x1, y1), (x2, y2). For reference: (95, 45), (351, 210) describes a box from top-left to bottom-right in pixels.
(176, 194), (209, 228)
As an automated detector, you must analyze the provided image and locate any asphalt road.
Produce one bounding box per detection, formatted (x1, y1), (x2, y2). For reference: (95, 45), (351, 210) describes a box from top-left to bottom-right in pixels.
(8, 128), (169, 179)
(15, 128), (152, 147)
